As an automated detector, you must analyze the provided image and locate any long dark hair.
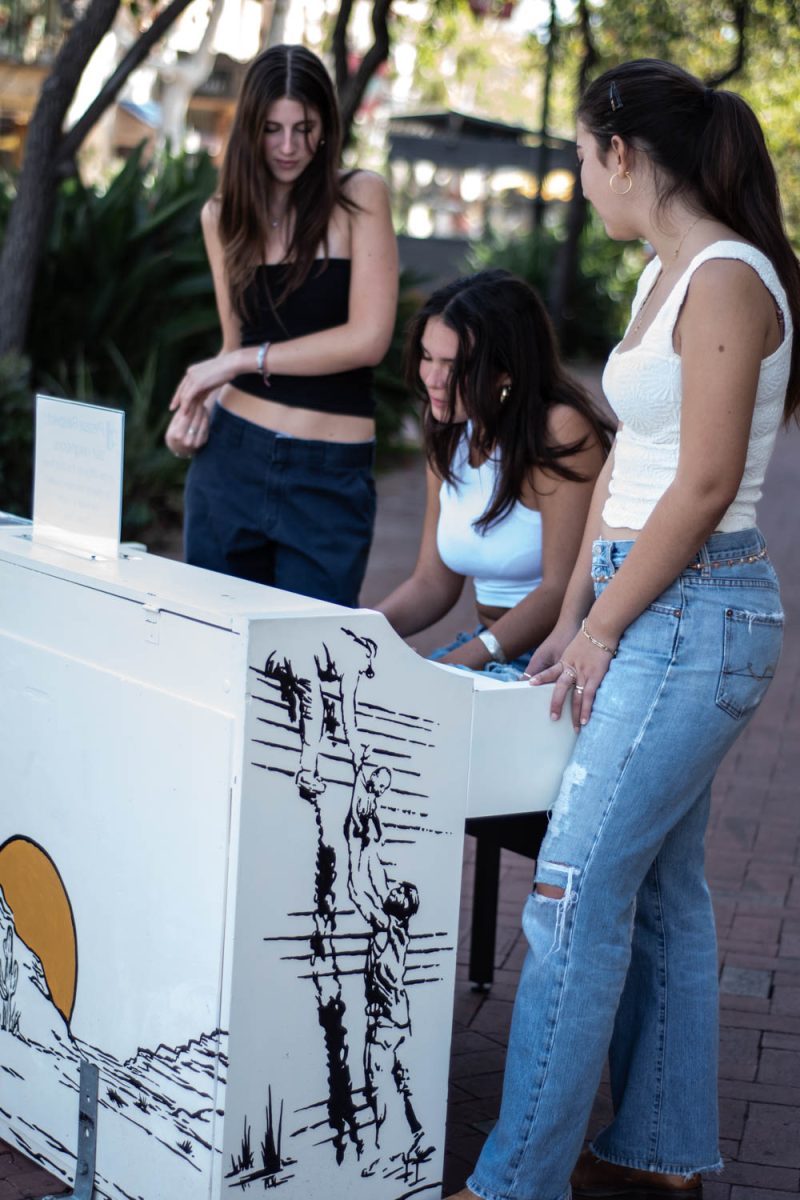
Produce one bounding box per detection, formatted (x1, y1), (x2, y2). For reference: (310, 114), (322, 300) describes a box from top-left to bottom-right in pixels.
(218, 44), (357, 317)
(406, 270), (614, 531)
(578, 59), (800, 421)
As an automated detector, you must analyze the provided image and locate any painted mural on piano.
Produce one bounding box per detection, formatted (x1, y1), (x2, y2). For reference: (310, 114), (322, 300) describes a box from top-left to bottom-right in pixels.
(244, 624), (457, 1198)
(0, 836), (227, 1200)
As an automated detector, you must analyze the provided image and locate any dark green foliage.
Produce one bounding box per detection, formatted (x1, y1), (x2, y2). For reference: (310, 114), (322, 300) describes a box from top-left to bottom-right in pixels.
(0, 353), (34, 519)
(28, 145), (220, 417)
(0, 146), (217, 537)
(469, 215), (645, 359)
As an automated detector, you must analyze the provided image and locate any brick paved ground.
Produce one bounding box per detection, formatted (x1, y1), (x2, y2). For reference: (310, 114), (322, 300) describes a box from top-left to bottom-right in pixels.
(2, 409), (798, 1200)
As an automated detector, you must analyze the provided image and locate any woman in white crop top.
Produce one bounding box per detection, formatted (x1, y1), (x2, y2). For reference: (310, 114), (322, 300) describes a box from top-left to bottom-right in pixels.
(455, 61), (800, 1200)
(377, 270), (612, 676)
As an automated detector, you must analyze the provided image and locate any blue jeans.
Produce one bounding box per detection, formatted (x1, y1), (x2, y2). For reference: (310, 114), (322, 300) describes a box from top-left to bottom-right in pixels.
(468, 529), (784, 1200)
(184, 404), (375, 606)
(429, 626), (533, 682)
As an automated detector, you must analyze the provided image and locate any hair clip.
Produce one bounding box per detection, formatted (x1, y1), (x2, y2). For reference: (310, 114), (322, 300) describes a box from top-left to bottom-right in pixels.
(609, 81), (623, 112)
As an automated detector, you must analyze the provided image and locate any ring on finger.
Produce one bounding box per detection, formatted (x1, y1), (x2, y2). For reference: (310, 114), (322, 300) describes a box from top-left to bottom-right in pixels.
(574, 685), (585, 694)
(188, 426), (197, 435)
(562, 664), (578, 681)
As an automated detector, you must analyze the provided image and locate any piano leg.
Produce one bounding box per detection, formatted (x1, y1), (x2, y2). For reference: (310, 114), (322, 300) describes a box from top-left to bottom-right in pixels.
(465, 814), (550, 989)
(469, 836), (501, 990)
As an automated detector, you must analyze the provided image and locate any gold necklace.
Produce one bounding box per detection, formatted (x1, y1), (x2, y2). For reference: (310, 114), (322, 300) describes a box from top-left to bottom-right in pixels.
(631, 216), (705, 336)
(671, 214), (704, 260)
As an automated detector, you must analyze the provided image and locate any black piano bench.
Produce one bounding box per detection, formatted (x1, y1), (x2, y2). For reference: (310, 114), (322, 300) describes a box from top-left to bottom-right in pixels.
(464, 811), (549, 990)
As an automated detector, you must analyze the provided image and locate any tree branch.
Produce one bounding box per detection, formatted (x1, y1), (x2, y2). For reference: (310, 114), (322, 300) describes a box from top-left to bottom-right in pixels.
(705, 0), (748, 87)
(57, 0), (198, 166)
(338, 0), (392, 141)
(331, 0), (354, 96)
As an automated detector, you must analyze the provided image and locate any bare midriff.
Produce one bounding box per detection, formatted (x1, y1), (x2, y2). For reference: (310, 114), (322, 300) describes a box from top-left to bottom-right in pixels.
(600, 521), (640, 541)
(476, 602), (509, 627)
(219, 382), (376, 443)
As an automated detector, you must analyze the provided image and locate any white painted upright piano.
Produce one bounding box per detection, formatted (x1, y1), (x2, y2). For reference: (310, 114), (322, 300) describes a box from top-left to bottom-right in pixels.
(0, 520), (575, 1200)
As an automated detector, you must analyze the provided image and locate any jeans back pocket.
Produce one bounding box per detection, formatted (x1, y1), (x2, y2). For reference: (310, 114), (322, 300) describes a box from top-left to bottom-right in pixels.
(716, 606), (784, 720)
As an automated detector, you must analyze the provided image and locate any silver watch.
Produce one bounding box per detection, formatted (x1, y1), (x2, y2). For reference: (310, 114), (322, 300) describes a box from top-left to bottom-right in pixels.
(477, 629), (507, 664)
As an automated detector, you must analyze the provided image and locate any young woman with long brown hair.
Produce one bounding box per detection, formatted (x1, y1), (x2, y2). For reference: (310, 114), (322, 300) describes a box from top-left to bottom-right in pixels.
(377, 269), (611, 677)
(451, 60), (799, 1200)
(167, 44), (398, 606)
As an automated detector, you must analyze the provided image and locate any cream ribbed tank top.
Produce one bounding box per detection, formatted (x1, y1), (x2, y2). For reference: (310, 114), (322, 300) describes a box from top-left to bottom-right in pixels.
(602, 241), (792, 532)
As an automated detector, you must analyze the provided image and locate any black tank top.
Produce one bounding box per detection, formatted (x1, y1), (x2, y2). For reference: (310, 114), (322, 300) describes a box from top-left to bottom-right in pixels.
(230, 258), (374, 418)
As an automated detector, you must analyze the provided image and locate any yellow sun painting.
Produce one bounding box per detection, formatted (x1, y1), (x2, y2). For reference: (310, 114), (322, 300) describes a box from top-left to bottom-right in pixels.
(0, 837), (77, 1024)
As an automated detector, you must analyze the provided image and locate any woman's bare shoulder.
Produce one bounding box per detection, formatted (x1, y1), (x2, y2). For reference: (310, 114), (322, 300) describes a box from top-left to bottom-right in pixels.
(201, 195), (222, 232)
(340, 169), (390, 206)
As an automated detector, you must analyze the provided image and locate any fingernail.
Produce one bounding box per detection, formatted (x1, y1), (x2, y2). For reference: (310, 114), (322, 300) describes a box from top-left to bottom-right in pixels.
(580, 718), (588, 726)
(550, 712), (558, 721)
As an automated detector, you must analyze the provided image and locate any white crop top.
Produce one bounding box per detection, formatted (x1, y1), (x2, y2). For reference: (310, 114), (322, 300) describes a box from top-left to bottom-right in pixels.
(602, 241), (793, 532)
(437, 429), (543, 608)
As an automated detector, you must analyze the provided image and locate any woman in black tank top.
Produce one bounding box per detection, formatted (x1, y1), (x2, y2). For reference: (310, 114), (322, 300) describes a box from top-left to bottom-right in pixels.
(165, 44), (398, 606)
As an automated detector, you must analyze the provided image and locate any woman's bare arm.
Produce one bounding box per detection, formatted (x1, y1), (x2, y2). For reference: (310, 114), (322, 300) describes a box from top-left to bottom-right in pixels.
(376, 464), (465, 637)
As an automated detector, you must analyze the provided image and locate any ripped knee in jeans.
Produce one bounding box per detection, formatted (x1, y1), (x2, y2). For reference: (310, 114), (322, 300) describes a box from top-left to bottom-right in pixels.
(533, 860), (580, 953)
(535, 882), (564, 898)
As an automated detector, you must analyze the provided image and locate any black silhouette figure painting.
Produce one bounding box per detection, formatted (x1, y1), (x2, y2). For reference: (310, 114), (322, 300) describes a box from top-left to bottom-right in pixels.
(244, 616), (471, 1200)
(346, 767), (433, 1176)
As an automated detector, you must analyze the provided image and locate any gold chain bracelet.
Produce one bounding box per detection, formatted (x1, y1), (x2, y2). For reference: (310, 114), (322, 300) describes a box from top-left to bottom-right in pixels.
(581, 619), (618, 658)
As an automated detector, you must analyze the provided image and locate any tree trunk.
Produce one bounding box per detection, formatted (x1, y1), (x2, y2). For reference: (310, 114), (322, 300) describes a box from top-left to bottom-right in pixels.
(547, 0), (596, 345)
(531, 0), (557, 233)
(0, 0), (198, 357)
(0, 0), (120, 356)
(331, 0), (392, 147)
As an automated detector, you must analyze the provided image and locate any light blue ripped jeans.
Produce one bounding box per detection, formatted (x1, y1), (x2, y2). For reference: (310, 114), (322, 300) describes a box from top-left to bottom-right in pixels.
(468, 529), (784, 1200)
(429, 625), (533, 682)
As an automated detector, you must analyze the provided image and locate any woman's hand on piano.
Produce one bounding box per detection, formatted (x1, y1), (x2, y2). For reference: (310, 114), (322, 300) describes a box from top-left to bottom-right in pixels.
(532, 628), (614, 729)
(524, 622), (576, 681)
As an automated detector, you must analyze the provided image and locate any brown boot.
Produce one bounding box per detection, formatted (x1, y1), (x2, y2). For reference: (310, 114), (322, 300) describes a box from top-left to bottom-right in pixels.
(571, 1150), (703, 1199)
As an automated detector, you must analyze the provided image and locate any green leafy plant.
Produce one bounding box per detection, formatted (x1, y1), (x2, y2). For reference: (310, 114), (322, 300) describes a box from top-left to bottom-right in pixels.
(28, 144), (219, 410)
(0, 147), (215, 536)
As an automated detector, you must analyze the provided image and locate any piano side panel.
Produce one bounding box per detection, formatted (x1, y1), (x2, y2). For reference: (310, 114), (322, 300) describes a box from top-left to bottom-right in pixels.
(0, 614), (235, 1200)
(223, 613), (474, 1200)
(466, 678), (578, 818)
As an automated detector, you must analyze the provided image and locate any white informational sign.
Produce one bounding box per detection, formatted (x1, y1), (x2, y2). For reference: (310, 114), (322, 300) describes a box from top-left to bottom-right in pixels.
(32, 394), (125, 558)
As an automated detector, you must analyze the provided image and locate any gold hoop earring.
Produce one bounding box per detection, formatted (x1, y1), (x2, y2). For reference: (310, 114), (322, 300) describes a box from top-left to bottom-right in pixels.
(609, 171), (633, 195)
(499, 383), (511, 405)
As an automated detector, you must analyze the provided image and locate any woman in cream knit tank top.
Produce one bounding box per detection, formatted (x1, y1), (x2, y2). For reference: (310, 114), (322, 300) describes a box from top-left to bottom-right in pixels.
(450, 60), (800, 1200)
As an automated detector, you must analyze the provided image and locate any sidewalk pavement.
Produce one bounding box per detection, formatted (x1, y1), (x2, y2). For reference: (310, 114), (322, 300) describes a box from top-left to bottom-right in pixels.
(2, 407), (798, 1200)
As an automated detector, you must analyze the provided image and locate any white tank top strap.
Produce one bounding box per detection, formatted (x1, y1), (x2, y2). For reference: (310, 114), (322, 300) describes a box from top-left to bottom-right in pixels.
(656, 240), (791, 343)
(628, 257), (660, 328)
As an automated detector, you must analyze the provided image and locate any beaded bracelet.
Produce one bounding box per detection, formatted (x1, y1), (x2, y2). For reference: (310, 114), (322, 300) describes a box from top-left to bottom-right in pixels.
(256, 341), (271, 386)
(581, 619), (618, 657)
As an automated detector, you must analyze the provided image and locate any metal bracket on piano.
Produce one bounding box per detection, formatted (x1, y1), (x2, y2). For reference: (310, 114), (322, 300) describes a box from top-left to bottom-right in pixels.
(43, 1059), (99, 1200)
